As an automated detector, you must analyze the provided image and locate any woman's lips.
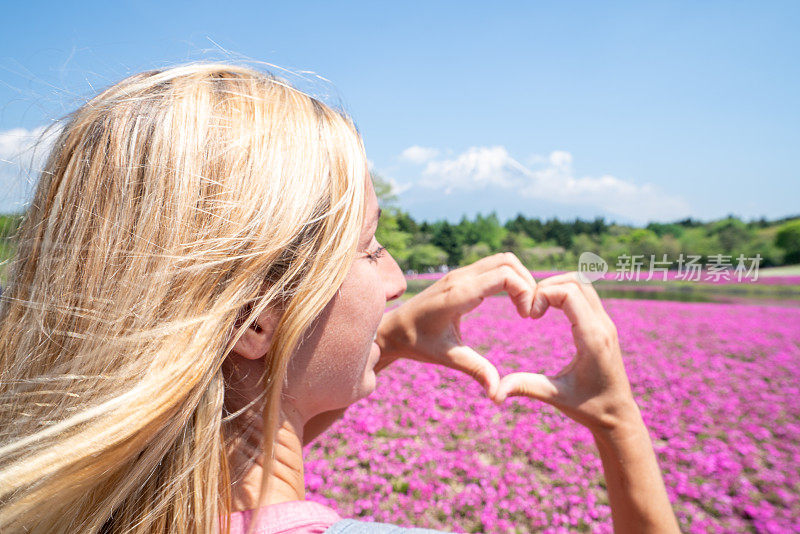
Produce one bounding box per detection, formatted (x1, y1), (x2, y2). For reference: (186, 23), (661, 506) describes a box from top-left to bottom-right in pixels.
(370, 338), (381, 363)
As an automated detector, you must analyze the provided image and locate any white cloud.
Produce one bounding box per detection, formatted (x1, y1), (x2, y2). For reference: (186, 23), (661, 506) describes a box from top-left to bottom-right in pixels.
(524, 153), (547, 166)
(419, 146), (527, 194)
(0, 125), (60, 213)
(518, 155), (690, 222)
(548, 150), (572, 169)
(370, 165), (413, 197)
(399, 145), (440, 164)
(403, 145), (691, 223)
(387, 177), (412, 196)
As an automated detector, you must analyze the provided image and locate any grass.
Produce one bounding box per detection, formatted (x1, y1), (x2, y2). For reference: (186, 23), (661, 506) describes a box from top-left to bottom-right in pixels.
(0, 240), (16, 286)
(759, 264), (800, 276)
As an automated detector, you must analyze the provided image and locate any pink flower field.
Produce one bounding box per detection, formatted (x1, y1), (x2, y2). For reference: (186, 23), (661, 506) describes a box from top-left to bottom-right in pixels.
(303, 297), (800, 533)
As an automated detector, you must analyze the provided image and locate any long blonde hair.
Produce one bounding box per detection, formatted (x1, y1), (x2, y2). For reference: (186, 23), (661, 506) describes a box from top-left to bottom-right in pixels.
(0, 62), (368, 533)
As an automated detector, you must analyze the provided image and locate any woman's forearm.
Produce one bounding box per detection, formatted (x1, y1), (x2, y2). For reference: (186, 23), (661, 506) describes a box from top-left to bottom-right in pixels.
(590, 406), (680, 534)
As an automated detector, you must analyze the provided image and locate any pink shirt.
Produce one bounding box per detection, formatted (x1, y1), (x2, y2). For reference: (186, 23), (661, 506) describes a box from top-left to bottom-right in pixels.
(227, 500), (342, 534)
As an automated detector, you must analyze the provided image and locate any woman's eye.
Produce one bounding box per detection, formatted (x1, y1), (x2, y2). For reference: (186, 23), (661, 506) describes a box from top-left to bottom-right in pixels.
(366, 246), (386, 263)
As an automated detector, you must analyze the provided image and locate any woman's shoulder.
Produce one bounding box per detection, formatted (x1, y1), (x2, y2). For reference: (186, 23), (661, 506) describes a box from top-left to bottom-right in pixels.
(324, 519), (454, 534)
(228, 499), (342, 534)
(226, 499), (455, 534)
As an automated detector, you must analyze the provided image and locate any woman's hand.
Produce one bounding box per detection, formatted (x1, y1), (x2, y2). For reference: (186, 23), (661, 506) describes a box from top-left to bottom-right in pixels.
(494, 272), (680, 534)
(378, 257), (640, 433)
(494, 271), (639, 433)
(376, 252), (539, 399)
(379, 265), (677, 532)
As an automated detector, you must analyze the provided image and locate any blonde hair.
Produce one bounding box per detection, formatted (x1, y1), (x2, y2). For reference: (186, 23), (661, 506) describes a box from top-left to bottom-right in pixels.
(0, 62), (368, 533)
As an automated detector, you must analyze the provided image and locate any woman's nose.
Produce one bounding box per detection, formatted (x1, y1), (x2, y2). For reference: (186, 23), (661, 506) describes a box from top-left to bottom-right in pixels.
(384, 254), (407, 302)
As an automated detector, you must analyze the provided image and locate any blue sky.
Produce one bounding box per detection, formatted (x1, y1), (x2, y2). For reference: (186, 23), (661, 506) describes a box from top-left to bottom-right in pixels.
(1, 1), (797, 224)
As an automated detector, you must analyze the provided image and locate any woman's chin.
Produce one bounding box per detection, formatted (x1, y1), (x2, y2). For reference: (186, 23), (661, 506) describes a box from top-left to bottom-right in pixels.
(350, 344), (381, 402)
(356, 373), (378, 401)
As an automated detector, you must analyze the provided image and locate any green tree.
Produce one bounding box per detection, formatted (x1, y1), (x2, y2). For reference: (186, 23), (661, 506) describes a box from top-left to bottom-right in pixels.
(505, 214), (546, 242)
(369, 171), (416, 267)
(646, 221), (685, 238)
(570, 233), (601, 256)
(0, 213), (23, 240)
(460, 242), (491, 266)
(501, 231), (536, 258)
(0, 213), (24, 284)
(370, 171), (399, 207)
(473, 212), (507, 252)
(711, 217), (752, 254)
(431, 221), (464, 266)
(623, 228), (662, 258)
(543, 218), (572, 248)
(456, 215), (481, 246)
(375, 210), (413, 267)
(679, 227), (721, 262)
(749, 229), (784, 267)
(406, 243), (448, 272)
(396, 211), (419, 234)
(775, 219), (800, 264)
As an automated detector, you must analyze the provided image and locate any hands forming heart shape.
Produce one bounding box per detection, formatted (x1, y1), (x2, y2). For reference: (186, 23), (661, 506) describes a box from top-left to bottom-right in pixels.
(377, 252), (640, 434)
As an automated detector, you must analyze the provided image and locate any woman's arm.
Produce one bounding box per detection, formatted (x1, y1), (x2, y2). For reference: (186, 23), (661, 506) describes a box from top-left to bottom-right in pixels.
(493, 272), (680, 533)
(590, 403), (680, 533)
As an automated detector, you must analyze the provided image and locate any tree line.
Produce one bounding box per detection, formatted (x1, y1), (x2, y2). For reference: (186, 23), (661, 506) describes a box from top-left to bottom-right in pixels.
(1, 174), (799, 276)
(371, 173), (800, 273)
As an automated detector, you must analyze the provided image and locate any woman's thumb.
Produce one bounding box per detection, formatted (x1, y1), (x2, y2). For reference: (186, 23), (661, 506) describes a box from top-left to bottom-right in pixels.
(495, 372), (560, 405)
(445, 345), (500, 399)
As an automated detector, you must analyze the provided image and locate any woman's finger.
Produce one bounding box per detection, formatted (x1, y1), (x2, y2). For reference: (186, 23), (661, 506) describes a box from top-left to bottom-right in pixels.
(443, 344), (501, 398)
(536, 272), (619, 334)
(500, 252), (538, 295)
(529, 282), (599, 337)
(537, 272), (605, 317)
(462, 264), (535, 318)
(447, 252), (513, 277)
(448, 252), (537, 295)
(494, 372), (560, 405)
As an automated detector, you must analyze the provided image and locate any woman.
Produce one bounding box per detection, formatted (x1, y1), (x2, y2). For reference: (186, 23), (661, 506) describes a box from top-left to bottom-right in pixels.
(0, 62), (679, 533)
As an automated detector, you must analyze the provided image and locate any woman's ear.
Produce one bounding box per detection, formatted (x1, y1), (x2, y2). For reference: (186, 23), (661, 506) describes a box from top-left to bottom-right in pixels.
(230, 307), (281, 360)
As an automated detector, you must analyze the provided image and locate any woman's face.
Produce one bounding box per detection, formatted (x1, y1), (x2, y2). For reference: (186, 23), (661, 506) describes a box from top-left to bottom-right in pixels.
(284, 172), (407, 421)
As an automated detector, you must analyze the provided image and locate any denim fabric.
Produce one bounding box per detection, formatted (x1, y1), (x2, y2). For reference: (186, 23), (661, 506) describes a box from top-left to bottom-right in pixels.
(324, 519), (452, 533)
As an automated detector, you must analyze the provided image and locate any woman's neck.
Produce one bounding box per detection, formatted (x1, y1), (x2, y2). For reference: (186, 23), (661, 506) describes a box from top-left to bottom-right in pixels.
(229, 415), (307, 512)
(223, 356), (307, 512)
